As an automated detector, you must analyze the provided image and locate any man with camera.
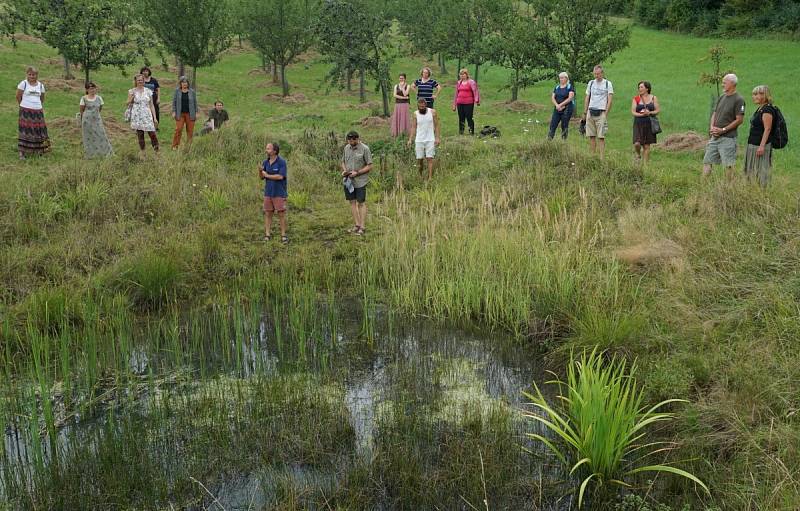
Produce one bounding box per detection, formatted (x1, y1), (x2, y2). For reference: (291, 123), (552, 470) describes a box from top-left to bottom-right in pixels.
(341, 131), (372, 236)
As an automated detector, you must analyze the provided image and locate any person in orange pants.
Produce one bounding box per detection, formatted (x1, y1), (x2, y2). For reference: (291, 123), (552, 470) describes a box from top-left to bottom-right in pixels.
(171, 76), (198, 149)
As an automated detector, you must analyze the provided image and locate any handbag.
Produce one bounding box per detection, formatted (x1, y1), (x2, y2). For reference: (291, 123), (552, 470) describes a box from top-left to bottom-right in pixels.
(650, 115), (662, 135)
(123, 103), (133, 123)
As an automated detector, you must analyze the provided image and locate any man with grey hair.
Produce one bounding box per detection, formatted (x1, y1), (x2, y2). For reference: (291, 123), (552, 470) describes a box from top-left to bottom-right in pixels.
(582, 65), (614, 158)
(702, 73), (745, 177)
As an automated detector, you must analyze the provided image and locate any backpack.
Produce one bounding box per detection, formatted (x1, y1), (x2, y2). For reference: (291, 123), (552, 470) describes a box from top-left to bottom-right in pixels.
(479, 125), (501, 138)
(770, 105), (788, 150)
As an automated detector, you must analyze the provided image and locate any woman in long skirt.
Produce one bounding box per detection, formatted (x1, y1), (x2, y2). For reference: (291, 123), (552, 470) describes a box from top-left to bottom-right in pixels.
(390, 73), (411, 137)
(80, 82), (113, 158)
(16, 66), (51, 159)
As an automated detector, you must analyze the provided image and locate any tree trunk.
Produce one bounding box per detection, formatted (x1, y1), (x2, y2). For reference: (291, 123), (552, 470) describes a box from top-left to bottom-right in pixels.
(62, 55), (74, 80)
(346, 68), (352, 91)
(281, 64), (289, 96)
(456, 58), (462, 81)
(84, 65), (90, 87)
(359, 68), (366, 103)
(261, 54), (268, 72)
(380, 79), (389, 117)
(191, 67), (197, 88)
(272, 61), (279, 83)
(511, 69), (519, 101)
(177, 59), (185, 79)
(238, 34), (243, 48)
(439, 53), (447, 75)
(474, 63), (480, 83)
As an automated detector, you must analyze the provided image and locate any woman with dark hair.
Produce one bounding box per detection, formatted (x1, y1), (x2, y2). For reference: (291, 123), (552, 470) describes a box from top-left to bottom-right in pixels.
(140, 66), (161, 125)
(171, 76), (198, 149)
(744, 85), (776, 188)
(631, 80), (660, 164)
(16, 66), (50, 159)
(79, 82), (113, 158)
(126, 74), (159, 155)
(260, 141), (289, 244)
(390, 73), (411, 137)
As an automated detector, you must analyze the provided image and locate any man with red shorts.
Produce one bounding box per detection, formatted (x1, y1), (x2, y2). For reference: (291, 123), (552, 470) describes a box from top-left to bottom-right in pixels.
(260, 142), (289, 244)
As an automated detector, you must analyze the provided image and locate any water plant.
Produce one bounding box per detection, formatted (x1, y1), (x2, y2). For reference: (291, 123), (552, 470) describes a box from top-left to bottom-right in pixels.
(522, 349), (709, 508)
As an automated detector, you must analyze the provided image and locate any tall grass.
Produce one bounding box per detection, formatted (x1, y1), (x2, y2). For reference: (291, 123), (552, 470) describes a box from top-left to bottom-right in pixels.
(523, 349), (708, 508)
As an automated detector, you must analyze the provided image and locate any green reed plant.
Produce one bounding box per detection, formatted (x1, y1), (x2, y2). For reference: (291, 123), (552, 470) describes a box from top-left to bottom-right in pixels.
(121, 252), (183, 309)
(523, 349), (709, 508)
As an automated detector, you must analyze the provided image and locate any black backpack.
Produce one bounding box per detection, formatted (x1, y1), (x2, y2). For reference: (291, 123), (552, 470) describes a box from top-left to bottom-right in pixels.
(479, 125), (501, 138)
(770, 106), (788, 149)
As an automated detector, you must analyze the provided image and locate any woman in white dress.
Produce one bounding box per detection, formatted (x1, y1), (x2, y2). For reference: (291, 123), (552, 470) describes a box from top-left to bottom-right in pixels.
(126, 74), (159, 154)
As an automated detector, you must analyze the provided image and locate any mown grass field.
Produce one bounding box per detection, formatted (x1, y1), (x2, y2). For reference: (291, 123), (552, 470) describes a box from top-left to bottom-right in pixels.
(1, 23), (800, 510)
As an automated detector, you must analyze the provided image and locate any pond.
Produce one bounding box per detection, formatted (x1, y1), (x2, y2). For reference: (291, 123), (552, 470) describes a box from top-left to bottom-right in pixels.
(1, 305), (569, 510)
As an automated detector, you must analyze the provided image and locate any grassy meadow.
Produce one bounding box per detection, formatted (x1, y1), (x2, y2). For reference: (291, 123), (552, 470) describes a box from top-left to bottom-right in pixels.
(1, 23), (800, 510)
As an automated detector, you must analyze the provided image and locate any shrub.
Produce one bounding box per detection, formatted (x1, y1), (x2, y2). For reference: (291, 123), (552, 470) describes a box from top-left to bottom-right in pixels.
(523, 349), (708, 508)
(120, 252), (183, 309)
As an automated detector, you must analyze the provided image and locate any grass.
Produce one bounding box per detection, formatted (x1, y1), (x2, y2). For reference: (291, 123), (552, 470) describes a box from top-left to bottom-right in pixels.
(1, 21), (800, 510)
(523, 349), (708, 509)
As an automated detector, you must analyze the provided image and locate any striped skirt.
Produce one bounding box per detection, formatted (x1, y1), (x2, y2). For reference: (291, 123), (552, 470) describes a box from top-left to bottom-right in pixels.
(18, 107), (51, 156)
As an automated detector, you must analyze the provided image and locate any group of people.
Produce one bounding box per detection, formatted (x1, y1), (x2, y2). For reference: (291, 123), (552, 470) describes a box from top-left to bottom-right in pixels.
(15, 66), (230, 160)
(14, 62), (783, 246)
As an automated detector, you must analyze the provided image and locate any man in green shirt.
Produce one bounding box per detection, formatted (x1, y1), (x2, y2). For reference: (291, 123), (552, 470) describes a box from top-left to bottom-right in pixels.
(703, 74), (745, 178)
(341, 131), (372, 236)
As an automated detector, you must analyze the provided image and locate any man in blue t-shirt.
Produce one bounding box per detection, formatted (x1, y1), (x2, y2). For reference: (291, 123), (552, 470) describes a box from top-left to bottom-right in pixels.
(259, 142), (289, 244)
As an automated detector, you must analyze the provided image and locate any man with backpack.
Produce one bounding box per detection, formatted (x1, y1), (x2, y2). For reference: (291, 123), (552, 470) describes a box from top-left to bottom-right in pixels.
(549, 72), (575, 140)
(702, 73), (745, 179)
(582, 65), (614, 159)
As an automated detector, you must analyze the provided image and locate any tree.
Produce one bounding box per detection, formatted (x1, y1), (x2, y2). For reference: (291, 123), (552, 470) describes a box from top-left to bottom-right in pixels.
(0, 1), (28, 47)
(315, 0), (395, 116)
(241, 0), (317, 97)
(488, 8), (557, 101)
(535, 0), (630, 85)
(141, 0), (232, 85)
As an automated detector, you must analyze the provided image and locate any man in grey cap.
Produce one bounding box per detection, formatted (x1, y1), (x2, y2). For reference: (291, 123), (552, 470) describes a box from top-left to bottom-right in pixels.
(341, 131), (373, 236)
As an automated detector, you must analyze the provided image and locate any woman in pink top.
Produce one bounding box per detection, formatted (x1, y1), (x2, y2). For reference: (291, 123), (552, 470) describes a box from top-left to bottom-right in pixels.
(452, 68), (480, 135)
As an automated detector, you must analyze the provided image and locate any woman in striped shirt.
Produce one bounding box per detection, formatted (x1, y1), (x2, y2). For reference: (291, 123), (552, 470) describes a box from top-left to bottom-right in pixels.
(411, 67), (442, 109)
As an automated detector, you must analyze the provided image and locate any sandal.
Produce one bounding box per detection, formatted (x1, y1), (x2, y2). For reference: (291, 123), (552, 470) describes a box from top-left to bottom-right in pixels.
(263, 234), (271, 242)
(281, 235), (289, 245)
(355, 227), (365, 236)
(348, 225), (361, 234)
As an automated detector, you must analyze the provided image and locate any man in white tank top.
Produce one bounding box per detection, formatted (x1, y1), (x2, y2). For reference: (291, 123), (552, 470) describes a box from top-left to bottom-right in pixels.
(408, 98), (441, 180)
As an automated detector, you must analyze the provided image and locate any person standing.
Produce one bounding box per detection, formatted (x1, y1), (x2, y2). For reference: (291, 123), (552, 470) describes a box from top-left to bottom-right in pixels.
(260, 142), (289, 244)
(452, 68), (480, 135)
(341, 131), (372, 236)
(390, 73), (411, 137)
(548, 72), (575, 140)
(171, 76), (198, 149)
(140, 66), (161, 126)
(408, 98), (441, 180)
(631, 81), (660, 164)
(582, 65), (614, 159)
(411, 67), (442, 109)
(79, 82), (113, 158)
(743, 85), (775, 188)
(126, 74), (159, 154)
(16, 66), (51, 159)
(702, 73), (745, 179)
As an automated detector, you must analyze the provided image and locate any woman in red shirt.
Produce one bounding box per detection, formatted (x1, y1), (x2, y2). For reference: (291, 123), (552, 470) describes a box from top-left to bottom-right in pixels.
(452, 69), (481, 135)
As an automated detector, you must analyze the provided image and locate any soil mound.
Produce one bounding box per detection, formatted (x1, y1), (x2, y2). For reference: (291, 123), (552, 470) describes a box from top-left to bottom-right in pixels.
(503, 100), (545, 112)
(45, 79), (86, 92)
(660, 131), (707, 152)
(262, 93), (308, 104)
(358, 116), (389, 128)
(48, 115), (131, 139)
(615, 239), (685, 266)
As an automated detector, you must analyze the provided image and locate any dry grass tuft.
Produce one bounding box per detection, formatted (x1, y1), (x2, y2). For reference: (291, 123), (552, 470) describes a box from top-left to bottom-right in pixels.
(660, 131), (707, 152)
(614, 239), (685, 266)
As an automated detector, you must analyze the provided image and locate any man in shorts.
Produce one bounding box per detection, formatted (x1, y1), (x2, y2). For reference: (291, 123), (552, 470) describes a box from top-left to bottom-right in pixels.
(260, 142), (289, 244)
(703, 73), (745, 178)
(408, 98), (441, 180)
(582, 65), (614, 159)
(341, 131), (372, 236)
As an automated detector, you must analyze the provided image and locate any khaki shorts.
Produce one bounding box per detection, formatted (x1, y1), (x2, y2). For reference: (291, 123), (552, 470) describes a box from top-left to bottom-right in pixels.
(415, 140), (436, 159)
(703, 136), (737, 167)
(585, 111), (608, 138)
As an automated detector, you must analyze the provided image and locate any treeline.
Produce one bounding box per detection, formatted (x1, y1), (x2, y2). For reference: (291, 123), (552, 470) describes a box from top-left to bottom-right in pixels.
(609, 0), (800, 37)
(0, 0), (631, 112)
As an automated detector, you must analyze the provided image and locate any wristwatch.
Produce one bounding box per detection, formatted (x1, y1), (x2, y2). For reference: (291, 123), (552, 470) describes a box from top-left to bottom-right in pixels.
(722, 127), (727, 133)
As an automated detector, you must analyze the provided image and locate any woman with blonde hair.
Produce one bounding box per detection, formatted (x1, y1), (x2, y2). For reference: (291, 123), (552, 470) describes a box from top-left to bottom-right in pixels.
(452, 68), (480, 135)
(548, 71), (575, 140)
(16, 66), (50, 159)
(744, 84), (776, 188)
